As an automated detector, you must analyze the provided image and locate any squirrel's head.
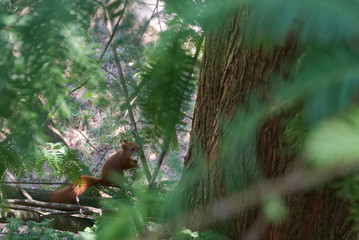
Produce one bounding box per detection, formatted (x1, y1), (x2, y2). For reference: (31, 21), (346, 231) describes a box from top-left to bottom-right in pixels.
(121, 139), (140, 155)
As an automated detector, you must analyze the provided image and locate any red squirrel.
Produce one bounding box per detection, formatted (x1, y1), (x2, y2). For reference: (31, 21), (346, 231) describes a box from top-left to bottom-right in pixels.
(51, 140), (140, 204)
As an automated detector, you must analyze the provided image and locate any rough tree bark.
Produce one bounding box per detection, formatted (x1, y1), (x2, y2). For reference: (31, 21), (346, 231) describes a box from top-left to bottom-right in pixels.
(181, 12), (354, 240)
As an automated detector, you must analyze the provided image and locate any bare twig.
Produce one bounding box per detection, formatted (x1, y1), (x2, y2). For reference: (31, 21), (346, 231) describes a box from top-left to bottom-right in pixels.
(156, 0), (163, 32)
(95, 185), (116, 198)
(0, 181), (70, 185)
(182, 111), (193, 120)
(7, 198), (102, 215)
(6, 204), (48, 216)
(6, 171), (32, 200)
(4, 204), (96, 219)
(176, 129), (190, 133)
(101, 67), (136, 87)
(99, 0), (129, 62)
(147, 3), (165, 7)
(148, 149), (167, 188)
(92, 143), (112, 172)
(55, 119), (100, 154)
(137, 0), (159, 45)
(73, 128), (99, 152)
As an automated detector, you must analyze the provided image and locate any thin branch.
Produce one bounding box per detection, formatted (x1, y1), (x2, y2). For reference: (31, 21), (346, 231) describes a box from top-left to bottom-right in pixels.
(95, 185), (116, 198)
(44, 211), (91, 217)
(7, 198), (102, 215)
(182, 111), (193, 120)
(106, 73), (140, 105)
(6, 171), (32, 200)
(7, 204), (48, 216)
(92, 144), (112, 173)
(176, 129), (190, 133)
(147, 3), (165, 6)
(101, 66), (136, 87)
(73, 128), (99, 152)
(104, 7), (152, 182)
(148, 149), (167, 188)
(4, 204), (96, 219)
(0, 181), (70, 185)
(99, 0), (129, 62)
(156, 0), (163, 32)
(106, 72), (140, 105)
(136, 0), (159, 45)
(54, 119), (100, 154)
(110, 40), (152, 181)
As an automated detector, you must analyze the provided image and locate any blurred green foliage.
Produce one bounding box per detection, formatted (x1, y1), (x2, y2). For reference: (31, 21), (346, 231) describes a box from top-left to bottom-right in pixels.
(34, 143), (85, 180)
(136, 31), (196, 146)
(0, 0), (102, 177)
(2, 0), (359, 239)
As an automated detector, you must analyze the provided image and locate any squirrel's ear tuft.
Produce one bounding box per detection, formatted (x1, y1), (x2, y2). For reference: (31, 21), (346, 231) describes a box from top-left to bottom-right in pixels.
(122, 139), (128, 144)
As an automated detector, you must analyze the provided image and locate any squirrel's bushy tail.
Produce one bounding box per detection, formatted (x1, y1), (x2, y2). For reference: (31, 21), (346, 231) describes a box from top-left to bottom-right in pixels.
(51, 175), (101, 204)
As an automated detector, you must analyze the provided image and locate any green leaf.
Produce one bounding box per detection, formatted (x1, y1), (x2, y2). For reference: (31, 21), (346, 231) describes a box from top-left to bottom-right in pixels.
(305, 110), (359, 166)
(262, 196), (287, 223)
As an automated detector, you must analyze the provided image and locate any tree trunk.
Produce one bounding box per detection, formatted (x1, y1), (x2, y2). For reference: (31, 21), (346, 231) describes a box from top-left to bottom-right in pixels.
(181, 13), (354, 240)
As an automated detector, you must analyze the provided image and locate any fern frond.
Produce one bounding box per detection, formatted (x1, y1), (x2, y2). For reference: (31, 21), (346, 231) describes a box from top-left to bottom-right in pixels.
(136, 30), (196, 145)
(34, 143), (83, 180)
